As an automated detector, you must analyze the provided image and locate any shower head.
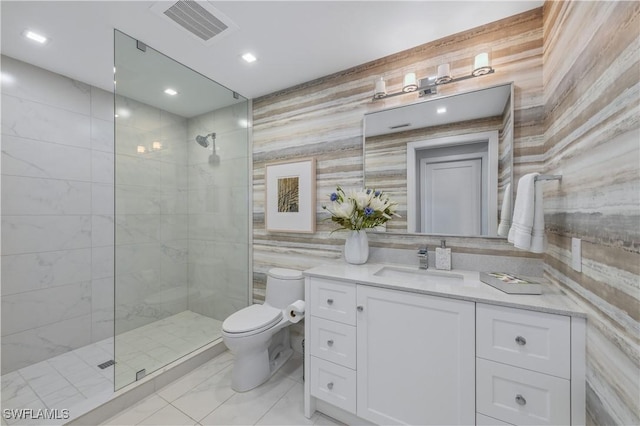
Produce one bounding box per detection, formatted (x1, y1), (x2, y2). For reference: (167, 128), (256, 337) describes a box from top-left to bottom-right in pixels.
(195, 134), (211, 148)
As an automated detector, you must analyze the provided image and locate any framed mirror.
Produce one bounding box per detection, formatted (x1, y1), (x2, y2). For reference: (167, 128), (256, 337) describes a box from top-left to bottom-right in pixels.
(364, 82), (514, 237)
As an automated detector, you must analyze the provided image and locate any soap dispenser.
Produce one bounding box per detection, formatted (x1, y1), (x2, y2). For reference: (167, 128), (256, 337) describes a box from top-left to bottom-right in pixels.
(435, 240), (451, 271)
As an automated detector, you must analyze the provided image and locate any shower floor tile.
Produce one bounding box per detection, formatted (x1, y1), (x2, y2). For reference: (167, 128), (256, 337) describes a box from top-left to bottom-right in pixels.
(1, 310), (222, 426)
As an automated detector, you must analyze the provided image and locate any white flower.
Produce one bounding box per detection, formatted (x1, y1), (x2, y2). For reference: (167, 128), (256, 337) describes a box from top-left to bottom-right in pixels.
(331, 200), (355, 219)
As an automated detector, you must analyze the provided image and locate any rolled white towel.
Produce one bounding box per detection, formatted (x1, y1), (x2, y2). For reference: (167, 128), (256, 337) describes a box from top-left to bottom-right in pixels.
(508, 173), (539, 250)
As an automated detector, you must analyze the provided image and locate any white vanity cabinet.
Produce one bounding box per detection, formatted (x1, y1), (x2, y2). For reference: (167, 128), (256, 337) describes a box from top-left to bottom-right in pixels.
(304, 267), (586, 426)
(305, 276), (475, 425)
(475, 303), (584, 426)
(356, 285), (475, 425)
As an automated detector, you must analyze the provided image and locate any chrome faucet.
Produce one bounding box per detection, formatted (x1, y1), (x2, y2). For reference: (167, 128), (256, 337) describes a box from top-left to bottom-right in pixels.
(417, 245), (429, 269)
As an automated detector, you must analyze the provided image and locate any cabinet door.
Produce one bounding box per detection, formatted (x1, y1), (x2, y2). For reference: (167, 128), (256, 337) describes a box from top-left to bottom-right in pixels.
(356, 286), (475, 425)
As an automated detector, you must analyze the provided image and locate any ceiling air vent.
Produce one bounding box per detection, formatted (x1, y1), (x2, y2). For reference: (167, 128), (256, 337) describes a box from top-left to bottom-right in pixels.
(150, 0), (237, 45)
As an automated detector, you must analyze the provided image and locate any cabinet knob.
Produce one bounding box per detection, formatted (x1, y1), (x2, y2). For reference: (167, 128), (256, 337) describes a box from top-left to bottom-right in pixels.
(515, 394), (526, 406)
(515, 336), (527, 346)
(327, 382), (334, 390)
(327, 339), (334, 346)
(327, 298), (334, 305)
(357, 305), (364, 312)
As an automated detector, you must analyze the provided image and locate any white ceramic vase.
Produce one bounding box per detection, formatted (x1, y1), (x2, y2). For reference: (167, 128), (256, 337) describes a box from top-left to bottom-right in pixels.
(344, 230), (369, 264)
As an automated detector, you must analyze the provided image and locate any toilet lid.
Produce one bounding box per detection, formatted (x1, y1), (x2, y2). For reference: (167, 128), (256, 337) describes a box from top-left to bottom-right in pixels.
(268, 268), (303, 280)
(222, 304), (282, 334)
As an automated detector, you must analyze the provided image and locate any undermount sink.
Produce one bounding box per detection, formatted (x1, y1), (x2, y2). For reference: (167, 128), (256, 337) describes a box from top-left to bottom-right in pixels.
(373, 266), (464, 283)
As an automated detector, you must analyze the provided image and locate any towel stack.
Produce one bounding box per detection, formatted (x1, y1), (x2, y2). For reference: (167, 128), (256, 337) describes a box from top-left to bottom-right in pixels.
(507, 173), (546, 253)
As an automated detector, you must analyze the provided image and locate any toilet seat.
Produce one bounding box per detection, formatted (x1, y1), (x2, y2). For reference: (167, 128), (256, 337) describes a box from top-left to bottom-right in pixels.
(222, 304), (282, 336)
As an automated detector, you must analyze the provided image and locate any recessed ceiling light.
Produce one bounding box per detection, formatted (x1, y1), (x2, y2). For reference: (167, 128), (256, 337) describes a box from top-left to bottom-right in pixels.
(23, 30), (48, 44)
(437, 107), (447, 114)
(241, 53), (257, 63)
(164, 88), (178, 96)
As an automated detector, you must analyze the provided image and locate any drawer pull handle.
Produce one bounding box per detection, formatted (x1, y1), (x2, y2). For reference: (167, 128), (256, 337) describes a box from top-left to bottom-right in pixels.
(357, 305), (364, 312)
(327, 298), (334, 305)
(327, 382), (334, 390)
(327, 339), (334, 346)
(515, 394), (526, 406)
(515, 336), (527, 346)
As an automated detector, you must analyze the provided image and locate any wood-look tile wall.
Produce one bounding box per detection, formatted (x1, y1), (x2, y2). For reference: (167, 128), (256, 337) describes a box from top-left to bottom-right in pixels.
(252, 9), (545, 299)
(252, 3), (638, 422)
(542, 1), (640, 424)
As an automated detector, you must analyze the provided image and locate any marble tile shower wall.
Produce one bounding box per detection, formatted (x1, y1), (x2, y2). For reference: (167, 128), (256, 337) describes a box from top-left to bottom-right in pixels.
(542, 2), (639, 424)
(186, 104), (250, 321)
(114, 95), (189, 335)
(1, 56), (115, 374)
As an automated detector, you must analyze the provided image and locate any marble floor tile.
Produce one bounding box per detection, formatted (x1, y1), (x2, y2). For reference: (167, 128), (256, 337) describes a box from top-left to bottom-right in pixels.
(156, 351), (233, 403)
(254, 382), (316, 426)
(102, 394), (168, 426)
(169, 365), (236, 422)
(98, 350), (345, 426)
(199, 372), (296, 426)
(137, 404), (198, 426)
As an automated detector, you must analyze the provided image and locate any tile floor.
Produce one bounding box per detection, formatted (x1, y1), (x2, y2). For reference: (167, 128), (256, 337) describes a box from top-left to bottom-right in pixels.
(1, 311), (222, 426)
(101, 351), (343, 426)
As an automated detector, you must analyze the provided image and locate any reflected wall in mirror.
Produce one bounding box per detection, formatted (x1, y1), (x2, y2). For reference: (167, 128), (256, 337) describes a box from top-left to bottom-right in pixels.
(364, 83), (513, 237)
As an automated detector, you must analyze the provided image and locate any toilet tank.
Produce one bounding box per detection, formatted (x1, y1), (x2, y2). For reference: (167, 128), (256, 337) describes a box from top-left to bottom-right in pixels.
(265, 268), (304, 309)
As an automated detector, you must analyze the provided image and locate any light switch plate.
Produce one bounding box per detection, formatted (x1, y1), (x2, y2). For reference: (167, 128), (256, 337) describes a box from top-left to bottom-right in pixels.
(571, 237), (582, 272)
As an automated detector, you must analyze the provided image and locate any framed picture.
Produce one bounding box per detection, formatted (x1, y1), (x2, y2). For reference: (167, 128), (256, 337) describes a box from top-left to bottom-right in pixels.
(265, 158), (316, 233)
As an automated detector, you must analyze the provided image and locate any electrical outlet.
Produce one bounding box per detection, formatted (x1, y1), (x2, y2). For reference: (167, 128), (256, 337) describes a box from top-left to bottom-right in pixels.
(571, 238), (582, 272)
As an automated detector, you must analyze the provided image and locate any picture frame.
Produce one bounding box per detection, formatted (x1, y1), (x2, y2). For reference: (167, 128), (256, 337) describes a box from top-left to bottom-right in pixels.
(265, 158), (316, 233)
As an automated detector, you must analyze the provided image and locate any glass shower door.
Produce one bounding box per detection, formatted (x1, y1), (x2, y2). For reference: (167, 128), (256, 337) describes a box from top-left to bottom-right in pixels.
(114, 30), (249, 389)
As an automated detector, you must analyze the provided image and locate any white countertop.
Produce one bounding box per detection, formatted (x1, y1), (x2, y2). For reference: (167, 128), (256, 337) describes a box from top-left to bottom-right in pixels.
(304, 262), (587, 318)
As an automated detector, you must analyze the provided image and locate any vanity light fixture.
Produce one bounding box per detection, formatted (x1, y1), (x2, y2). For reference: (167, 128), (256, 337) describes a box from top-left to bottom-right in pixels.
(374, 77), (387, 99)
(372, 52), (494, 101)
(402, 72), (418, 92)
(472, 52), (492, 76)
(164, 88), (178, 96)
(23, 30), (48, 44)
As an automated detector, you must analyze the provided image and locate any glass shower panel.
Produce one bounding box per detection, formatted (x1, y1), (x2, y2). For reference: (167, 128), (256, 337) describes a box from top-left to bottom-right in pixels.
(114, 30), (249, 390)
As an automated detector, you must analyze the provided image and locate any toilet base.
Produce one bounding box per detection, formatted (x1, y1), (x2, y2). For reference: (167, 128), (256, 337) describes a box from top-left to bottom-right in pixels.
(229, 327), (293, 392)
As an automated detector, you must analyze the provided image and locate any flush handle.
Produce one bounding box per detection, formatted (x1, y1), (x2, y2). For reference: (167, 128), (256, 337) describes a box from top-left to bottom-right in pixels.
(357, 305), (364, 312)
(327, 339), (334, 346)
(515, 394), (527, 406)
(327, 298), (334, 305)
(327, 382), (334, 390)
(515, 336), (527, 346)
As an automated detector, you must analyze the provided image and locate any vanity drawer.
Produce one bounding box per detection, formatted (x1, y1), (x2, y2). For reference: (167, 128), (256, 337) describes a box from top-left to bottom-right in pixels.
(309, 356), (356, 414)
(477, 303), (570, 378)
(476, 358), (570, 426)
(308, 278), (356, 325)
(309, 317), (356, 369)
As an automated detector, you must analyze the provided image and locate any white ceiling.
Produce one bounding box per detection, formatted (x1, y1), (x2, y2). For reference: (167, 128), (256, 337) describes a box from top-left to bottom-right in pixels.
(1, 1), (542, 103)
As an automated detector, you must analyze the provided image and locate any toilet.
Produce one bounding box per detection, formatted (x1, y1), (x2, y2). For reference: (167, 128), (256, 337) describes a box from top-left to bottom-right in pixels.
(222, 268), (304, 392)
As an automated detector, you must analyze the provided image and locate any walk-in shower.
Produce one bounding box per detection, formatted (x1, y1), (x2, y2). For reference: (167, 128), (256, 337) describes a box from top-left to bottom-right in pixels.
(0, 29), (250, 422)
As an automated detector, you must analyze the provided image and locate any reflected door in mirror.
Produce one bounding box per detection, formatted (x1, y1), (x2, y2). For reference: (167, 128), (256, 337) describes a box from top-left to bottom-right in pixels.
(423, 159), (481, 234)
